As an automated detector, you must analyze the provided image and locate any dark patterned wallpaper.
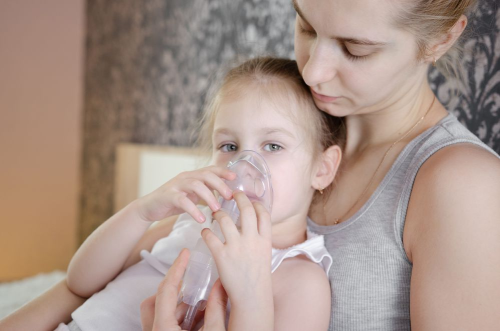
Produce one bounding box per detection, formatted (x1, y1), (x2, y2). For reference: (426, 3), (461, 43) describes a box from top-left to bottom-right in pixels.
(80, 0), (500, 241)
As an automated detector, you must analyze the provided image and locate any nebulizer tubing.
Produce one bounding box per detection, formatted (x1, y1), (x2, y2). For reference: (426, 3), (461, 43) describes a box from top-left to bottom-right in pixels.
(179, 150), (273, 330)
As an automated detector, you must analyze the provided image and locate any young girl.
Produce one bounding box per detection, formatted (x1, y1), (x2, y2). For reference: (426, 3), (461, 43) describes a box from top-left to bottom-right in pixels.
(56, 57), (344, 331)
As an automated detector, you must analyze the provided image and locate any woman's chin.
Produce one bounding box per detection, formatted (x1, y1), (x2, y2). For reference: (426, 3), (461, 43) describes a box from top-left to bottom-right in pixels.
(316, 102), (351, 118)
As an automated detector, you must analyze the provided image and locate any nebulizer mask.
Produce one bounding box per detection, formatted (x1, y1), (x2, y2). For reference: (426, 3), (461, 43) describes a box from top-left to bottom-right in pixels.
(179, 150), (273, 330)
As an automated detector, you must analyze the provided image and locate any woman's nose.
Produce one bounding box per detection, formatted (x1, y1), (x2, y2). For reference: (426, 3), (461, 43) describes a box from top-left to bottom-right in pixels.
(301, 41), (337, 87)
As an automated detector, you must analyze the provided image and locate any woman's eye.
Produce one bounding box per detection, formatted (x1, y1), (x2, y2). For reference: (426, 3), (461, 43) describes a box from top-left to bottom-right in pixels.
(219, 144), (237, 152)
(298, 24), (316, 37)
(264, 143), (283, 152)
(342, 45), (369, 61)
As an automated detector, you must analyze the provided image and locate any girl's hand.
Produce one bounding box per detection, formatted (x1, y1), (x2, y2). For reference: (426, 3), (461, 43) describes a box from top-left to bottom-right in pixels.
(136, 166), (236, 223)
(201, 191), (273, 309)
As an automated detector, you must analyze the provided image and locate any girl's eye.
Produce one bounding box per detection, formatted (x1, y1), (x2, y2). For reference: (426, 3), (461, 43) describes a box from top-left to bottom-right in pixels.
(219, 144), (237, 152)
(264, 143), (283, 152)
(342, 45), (369, 62)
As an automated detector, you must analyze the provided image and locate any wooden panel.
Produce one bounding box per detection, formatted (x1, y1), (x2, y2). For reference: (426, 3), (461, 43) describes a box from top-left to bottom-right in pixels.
(114, 143), (209, 213)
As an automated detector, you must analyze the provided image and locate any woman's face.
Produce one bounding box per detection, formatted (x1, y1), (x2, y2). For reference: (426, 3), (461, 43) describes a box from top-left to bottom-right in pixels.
(293, 0), (427, 117)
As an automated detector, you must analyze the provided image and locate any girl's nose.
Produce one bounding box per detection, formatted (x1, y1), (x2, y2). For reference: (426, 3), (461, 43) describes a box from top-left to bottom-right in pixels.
(301, 41), (338, 88)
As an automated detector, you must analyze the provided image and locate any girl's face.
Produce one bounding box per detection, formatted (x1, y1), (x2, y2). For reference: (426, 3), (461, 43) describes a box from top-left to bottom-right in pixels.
(293, 0), (427, 117)
(211, 85), (318, 224)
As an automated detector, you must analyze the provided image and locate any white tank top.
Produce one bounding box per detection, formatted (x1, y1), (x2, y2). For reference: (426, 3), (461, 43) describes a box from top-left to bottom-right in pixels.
(70, 206), (332, 331)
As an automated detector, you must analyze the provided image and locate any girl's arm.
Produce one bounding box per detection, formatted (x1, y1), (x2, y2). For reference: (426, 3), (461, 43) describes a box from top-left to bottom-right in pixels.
(0, 280), (85, 331)
(0, 216), (178, 331)
(405, 144), (500, 330)
(67, 166), (235, 298)
(66, 201), (153, 297)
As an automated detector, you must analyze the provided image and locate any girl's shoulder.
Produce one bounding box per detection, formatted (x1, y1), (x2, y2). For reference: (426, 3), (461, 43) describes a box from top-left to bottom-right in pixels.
(271, 256), (331, 330)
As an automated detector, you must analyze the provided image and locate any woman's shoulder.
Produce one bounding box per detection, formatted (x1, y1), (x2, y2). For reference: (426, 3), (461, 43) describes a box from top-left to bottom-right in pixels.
(404, 143), (500, 328)
(405, 142), (500, 261)
(416, 142), (500, 191)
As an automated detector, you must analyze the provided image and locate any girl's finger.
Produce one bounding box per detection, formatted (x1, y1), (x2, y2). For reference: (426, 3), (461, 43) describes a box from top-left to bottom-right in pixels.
(205, 165), (237, 182)
(183, 179), (221, 212)
(203, 279), (228, 330)
(194, 169), (235, 201)
(174, 194), (207, 223)
(253, 201), (272, 241)
(153, 249), (190, 329)
(201, 228), (224, 256)
(233, 191), (258, 236)
(212, 209), (240, 243)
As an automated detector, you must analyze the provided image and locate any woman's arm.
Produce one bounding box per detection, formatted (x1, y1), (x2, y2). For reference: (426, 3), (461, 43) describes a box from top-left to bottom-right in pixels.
(405, 144), (500, 330)
(272, 256), (331, 331)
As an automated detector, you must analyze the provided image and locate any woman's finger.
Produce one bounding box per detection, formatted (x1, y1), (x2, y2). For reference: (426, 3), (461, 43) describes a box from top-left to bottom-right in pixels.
(202, 279), (228, 330)
(253, 201), (272, 241)
(212, 210), (240, 243)
(174, 302), (190, 324)
(140, 295), (156, 331)
(153, 249), (191, 329)
(201, 228), (225, 256)
(233, 191), (258, 236)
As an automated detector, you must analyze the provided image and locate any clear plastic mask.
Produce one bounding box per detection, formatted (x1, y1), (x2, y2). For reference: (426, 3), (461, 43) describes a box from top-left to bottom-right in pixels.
(218, 150), (273, 224)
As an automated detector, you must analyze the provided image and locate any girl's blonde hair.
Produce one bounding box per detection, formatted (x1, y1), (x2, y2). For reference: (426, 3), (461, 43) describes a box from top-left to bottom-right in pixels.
(194, 56), (346, 195)
(393, 0), (478, 82)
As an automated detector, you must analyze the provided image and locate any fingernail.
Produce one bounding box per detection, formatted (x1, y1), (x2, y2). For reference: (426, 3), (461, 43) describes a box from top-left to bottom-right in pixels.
(198, 215), (206, 223)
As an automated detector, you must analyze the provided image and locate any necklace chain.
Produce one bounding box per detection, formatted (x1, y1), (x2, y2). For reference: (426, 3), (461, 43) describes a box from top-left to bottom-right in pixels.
(328, 95), (436, 225)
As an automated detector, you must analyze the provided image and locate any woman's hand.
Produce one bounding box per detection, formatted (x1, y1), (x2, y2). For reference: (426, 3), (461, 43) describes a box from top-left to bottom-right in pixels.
(201, 191), (274, 331)
(140, 248), (229, 331)
(136, 166), (236, 224)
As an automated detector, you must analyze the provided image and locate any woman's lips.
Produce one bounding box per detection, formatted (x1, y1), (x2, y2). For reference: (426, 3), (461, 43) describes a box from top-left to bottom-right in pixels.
(311, 89), (340, 103)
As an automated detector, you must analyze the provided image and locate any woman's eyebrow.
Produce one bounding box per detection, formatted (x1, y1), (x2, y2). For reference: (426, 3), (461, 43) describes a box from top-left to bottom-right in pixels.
(292, 0), (311, 26)
(337, 37), (387, 47)
(292, 0), (387, 47)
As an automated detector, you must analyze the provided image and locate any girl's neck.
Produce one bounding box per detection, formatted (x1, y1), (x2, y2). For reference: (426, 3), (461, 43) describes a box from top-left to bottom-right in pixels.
(344, 82), (447, 158)
(271, 213), (308, 250)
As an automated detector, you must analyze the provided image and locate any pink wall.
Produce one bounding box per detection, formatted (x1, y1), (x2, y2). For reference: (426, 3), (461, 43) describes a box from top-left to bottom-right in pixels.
(0, 0), (84, 281)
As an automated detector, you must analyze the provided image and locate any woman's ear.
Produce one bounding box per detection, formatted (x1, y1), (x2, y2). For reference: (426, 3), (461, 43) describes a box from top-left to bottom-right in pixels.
(427, 14), (468, 63)
(312, 145), (342, 191)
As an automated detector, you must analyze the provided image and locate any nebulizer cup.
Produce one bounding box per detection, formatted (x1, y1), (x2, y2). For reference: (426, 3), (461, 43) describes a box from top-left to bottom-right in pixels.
(179, 150), (273, 330)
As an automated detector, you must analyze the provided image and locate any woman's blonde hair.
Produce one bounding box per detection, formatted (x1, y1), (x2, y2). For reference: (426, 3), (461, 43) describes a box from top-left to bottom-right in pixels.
(394, 0), (478, 81)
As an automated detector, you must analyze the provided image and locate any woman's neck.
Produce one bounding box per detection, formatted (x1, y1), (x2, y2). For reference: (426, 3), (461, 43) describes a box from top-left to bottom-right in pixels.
(344, 82), (446, 158)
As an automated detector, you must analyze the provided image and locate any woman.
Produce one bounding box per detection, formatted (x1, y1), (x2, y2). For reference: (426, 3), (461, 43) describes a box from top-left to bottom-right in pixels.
(2, 0), (499, 330)
(293, 0), (500, 330)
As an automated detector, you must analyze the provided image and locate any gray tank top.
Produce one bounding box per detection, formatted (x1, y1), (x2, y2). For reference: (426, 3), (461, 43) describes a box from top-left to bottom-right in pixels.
(307, 113), (499, 331)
